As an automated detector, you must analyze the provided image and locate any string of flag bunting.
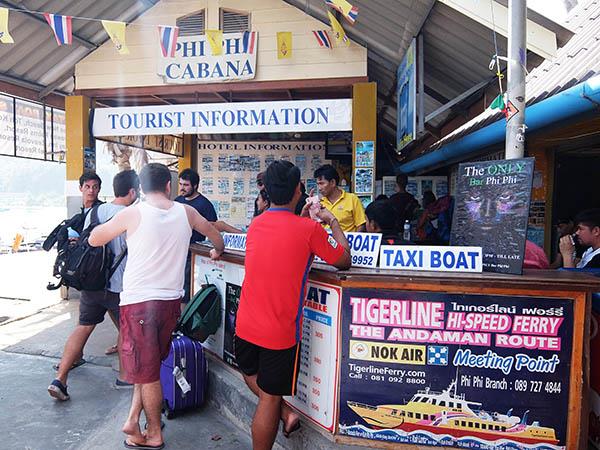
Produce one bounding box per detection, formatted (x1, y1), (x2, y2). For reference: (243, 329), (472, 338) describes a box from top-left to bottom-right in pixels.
(0, 0), (358, 59)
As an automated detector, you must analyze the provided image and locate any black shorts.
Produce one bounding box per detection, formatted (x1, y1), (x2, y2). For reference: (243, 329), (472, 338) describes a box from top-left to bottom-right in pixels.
(234, 336), (300, 396)
(79, 290), (120, 326)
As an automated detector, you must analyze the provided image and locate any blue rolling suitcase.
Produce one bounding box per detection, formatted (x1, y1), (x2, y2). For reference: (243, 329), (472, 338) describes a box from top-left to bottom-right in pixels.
(160, 333), (208, 419)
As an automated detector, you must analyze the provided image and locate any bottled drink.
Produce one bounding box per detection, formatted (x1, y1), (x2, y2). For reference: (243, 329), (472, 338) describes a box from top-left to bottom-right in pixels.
(403, 220), (411, 241)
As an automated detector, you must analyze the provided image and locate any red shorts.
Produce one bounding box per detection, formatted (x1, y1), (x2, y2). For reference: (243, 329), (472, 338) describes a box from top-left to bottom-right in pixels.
(119, 299), (180, 384)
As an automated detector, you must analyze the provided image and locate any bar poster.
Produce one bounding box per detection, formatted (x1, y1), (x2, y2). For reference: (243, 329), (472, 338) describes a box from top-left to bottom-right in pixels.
(339, 288), (572, 449)
(450, 158), (534, 274)
(223, 282), (242, 367)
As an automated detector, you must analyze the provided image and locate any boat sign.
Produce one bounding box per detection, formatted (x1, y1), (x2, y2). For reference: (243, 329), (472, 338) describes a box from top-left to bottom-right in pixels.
(379, 245), (482, 272)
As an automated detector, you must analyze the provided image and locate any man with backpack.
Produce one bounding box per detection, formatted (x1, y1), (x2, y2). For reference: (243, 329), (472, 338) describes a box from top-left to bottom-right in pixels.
(48, 170), (140, 402)
(80, 171), (103, 211)
(235, 161), (351, 450)
(88, 163), (224, 450)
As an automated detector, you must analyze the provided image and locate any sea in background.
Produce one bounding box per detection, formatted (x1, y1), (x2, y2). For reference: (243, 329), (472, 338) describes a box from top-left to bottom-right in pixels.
(0, 145), (123, 251)
(0, 206), (67, 250)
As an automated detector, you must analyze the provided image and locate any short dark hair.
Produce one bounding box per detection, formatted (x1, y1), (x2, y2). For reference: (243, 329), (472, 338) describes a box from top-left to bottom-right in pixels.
(365, 200), (399, 233)
(264, 160), (300, 205)
(179, 168), (199, 189)
(113, 170), (140, 198)
(396, 174), (408, 189)
(575, 209), (600, 229)
(140, 163), (171, 194)
(79, 172), (101, 188)
(423, 190), (436, 208)
(314, 164), (339, 185)
(259, 189), (270, 204)
(375, 194), (388, 201)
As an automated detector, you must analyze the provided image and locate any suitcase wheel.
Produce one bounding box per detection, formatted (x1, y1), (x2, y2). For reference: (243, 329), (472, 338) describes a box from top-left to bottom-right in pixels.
(162, 400), (175, 420)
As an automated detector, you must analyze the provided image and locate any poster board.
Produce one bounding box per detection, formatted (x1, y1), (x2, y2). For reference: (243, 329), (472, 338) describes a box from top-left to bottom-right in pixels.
(284, 280), (342, 431)
(197, 141), (328, 229)
(353, 140), (375, 207)
(450, 158), (534, 274)
(397, 39), (417, 151)
(338, 287), (573, 449)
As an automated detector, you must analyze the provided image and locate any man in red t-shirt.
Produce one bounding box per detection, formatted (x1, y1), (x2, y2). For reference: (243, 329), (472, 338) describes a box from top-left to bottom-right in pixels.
(235, 160), (351, 449)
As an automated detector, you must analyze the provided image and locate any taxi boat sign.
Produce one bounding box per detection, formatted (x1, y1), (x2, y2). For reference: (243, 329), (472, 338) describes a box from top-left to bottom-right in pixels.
(379, 245), (483, 273)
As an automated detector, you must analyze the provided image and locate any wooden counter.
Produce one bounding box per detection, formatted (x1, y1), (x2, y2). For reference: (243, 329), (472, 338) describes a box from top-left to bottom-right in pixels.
(191, 244), (600, 450)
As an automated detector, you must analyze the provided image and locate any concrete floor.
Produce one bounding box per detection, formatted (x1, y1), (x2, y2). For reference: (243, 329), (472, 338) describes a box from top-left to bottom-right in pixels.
(0, 252), (252, 450)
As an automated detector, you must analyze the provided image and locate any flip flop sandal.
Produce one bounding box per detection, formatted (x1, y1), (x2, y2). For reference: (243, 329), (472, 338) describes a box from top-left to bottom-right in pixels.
(282, 420), (301, 438)
(123, 440), (165, 450)
(52, 358), (86, 372)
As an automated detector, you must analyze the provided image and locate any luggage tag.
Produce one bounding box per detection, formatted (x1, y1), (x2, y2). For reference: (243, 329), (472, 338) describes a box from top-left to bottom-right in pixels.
(173, 366), (191, 394)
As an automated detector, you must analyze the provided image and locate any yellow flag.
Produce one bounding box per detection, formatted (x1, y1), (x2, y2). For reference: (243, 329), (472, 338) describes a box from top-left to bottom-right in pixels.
(101, 20), (128, 54)
(0, 8), (14, 44)
(206, 29), (223, 56)
(327, 11), (349, 46)
(277, 31), (292, 59)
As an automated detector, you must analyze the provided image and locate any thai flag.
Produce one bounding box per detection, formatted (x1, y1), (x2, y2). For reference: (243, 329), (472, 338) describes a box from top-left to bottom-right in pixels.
(346, 6), (358, 24)
(44, 13), (72, 45)
(242, 31), (256, 54)
(325, 0), (359, 25)
(312, 30), (332, 49)
(158, 25), (179, 57)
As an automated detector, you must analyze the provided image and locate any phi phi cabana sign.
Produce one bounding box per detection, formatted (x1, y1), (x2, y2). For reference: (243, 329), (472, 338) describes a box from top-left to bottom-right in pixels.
(158, 32), (258, 84)
(92, 99), (352, 136)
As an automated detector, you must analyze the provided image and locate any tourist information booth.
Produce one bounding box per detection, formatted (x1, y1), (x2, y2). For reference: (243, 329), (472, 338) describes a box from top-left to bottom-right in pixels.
(191, 241), (598, 450)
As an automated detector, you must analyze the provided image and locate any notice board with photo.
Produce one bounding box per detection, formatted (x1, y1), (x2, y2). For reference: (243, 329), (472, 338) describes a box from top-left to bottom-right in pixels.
(450, 158), (534, 274)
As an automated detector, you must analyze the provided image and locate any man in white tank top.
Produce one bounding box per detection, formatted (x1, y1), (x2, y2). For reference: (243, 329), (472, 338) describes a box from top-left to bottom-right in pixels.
(89, 163), (224, 450)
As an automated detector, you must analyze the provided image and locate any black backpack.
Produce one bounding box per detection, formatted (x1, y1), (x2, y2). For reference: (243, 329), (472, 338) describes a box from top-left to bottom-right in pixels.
(46, 205), (125, 291)
(177, 283), (222, 342)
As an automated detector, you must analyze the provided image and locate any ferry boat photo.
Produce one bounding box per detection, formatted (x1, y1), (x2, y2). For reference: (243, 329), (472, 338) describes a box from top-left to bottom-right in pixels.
(346, 381), (559, 447)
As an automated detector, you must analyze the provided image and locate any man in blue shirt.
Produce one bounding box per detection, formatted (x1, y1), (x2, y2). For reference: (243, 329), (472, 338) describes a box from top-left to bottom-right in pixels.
(175, 168), (218, 304)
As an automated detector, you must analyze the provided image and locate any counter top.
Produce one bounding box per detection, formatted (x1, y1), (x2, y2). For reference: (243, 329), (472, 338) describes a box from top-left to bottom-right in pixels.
(191, 243), (600, 292)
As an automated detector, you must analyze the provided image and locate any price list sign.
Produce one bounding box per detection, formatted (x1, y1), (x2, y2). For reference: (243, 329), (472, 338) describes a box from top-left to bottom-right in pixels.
(285, 280), (341, 431)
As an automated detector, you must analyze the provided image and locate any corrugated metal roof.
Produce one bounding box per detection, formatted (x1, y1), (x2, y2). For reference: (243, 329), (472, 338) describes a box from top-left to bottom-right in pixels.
(283, 0), (569, 145)
(423, 0), (600, 155)
(0, 0), (570, 150)
(0, 0), (158, 97)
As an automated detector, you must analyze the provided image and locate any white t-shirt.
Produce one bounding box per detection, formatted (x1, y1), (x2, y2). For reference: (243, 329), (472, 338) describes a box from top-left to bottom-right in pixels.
(577, 247), (600, 268)
(120, 201), (192, 306)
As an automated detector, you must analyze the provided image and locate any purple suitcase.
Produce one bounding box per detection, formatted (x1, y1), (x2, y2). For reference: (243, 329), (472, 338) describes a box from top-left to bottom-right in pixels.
(160, 333), (208, 419)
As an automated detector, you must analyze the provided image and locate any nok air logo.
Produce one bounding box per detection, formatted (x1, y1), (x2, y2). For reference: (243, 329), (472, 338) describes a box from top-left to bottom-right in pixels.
(350, 341), (369, 359)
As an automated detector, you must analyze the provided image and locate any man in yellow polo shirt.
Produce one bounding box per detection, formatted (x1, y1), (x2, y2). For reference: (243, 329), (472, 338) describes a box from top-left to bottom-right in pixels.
(314, 164), (366, 232)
